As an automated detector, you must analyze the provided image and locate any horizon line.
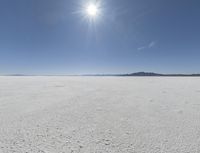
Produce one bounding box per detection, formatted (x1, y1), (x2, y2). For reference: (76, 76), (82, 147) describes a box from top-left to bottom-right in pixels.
(1, 72), (200, 77)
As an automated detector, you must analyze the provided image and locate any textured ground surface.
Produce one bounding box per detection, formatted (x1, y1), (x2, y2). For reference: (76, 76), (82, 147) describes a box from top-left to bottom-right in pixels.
(0, 76), (200, 153)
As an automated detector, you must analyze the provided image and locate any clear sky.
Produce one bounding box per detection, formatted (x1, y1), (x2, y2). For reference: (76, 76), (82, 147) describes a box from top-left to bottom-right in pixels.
(0, 0), (200, 75)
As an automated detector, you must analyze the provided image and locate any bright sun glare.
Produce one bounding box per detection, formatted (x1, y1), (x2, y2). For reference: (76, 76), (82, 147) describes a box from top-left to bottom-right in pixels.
(86, 4), (98, 17)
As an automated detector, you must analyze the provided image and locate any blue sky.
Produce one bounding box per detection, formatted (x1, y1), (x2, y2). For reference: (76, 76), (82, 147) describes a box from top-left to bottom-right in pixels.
(0, 0), (200, 75)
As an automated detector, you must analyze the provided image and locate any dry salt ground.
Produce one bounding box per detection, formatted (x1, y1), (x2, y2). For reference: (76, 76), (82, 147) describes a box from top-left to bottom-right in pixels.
(0, 76), (200, 153)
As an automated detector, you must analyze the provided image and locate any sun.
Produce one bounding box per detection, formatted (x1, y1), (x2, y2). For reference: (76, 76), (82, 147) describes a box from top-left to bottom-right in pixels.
(75, 1), (102, 23)
(86, 3), (99, 17)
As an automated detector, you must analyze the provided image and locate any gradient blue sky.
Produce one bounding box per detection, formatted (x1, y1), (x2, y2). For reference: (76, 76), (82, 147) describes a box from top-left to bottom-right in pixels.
(0, 0), (200, 75)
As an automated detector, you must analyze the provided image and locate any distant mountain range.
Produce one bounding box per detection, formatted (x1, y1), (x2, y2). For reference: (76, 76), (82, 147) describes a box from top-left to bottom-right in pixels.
(83, 72), (200, 77)
(2, 72), (200, 77)
(119, 72), (200, 76)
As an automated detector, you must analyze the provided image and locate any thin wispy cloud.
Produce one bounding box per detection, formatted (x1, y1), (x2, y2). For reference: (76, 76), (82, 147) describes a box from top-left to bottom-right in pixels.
(148, 41), (156, 48)
(137, 41), (157, 51)
(137, 46), (146, 51)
